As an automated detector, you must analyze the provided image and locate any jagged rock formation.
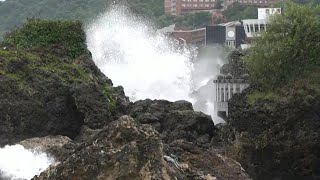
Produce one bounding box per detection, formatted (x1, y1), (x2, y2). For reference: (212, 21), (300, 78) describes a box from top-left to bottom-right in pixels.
(129, 99), (216, 147)
(0, 19), (251, 180)
(32, 116), (249, 180)
(0, 19), (129, 146)
(226, 87), (320, 179)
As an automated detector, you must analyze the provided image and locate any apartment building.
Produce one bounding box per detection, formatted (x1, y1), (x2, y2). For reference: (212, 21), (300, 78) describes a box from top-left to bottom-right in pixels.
(165, 0), (218, 16)
(165, 0), (278, 15)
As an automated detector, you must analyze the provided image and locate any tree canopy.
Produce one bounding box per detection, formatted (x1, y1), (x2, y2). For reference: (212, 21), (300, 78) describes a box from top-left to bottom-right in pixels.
(244, 3), (320, 89)
(223, 2), (257, 21)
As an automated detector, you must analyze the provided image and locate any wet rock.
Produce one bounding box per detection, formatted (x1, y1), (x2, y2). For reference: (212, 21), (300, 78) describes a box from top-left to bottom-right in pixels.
(18, 135), (76, 161)
(33, 116), (250, 180)
(32, 116), (181, 180)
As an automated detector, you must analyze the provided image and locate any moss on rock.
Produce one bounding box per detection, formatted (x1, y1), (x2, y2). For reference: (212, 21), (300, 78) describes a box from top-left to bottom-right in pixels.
(0, 19), (129, 145)
(3, 19), (87, 58)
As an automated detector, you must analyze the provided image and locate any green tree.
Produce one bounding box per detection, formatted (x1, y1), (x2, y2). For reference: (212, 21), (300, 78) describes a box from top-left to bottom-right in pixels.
(244, 3), (320, 89)
(223, 2), (257, 21)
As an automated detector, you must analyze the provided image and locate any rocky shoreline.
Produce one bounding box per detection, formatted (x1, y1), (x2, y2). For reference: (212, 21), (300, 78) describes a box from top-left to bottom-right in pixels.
(1, 19), (319, 180)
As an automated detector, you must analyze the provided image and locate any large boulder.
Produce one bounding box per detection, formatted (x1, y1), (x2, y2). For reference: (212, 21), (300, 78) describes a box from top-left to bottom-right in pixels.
(130, 99), (216, 146)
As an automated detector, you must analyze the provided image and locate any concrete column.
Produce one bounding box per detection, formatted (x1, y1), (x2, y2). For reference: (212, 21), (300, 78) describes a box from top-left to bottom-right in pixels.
(240, 84), (243, 92)
(233, 83), (236, 94)
(220, 84), (223, 102)
(224, 83), (226, 102)
(228, 83), (231, 100)
(216, 83), (218, 101)
(218, 83), (220, 102)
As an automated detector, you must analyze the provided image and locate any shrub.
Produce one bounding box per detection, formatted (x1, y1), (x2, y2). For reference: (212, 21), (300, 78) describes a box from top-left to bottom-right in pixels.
(3, 19), (87, 58)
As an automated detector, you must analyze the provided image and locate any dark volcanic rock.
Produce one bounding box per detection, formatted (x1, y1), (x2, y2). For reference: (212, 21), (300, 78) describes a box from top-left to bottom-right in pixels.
(33, 116), (250, 180)
(227, 87), (320, 180)
(18, 135), (76, 161)
(130, 99), (216, 146)
(0, 20), (129, 146)
(33, 116), (181, 180)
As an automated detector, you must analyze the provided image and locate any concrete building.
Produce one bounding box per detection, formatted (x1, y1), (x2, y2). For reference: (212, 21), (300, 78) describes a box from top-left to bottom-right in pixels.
(157, 25), (206, 45)
(165, 0), (280, 15)
(213, 76), (249, 118)
(224, 0), (278, 7)
(205, 8), (280, 48)
(205, 21), (247, 49)
(165, 0), (219, 16)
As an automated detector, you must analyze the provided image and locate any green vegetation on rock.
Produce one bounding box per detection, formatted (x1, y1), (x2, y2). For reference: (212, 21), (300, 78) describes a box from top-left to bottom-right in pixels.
(4, 19), (87, 58)
(0, 19), (129, 144)
(244, 3), (320, 90)
(225, 3), (320, 179)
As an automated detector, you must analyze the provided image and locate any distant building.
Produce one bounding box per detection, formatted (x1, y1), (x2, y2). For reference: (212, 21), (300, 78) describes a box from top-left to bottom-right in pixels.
(164, 0), (279, 16)
(213, 51), (250, 119)
(205, 7), (280, 48)
(158, 25), (206, 45)
(214, 76), (250, 118)
(224, 0), (278, 7)
(206, 21), (247, 49)
(165, 0), (219, 16)
(258, 8), (281, 19)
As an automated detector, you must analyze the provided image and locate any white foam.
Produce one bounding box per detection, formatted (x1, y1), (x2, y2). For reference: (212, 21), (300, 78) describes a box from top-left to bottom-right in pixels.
(86, 6), (225, 123)
(86, 6), (194, 102)
(0, 145), (54, 180)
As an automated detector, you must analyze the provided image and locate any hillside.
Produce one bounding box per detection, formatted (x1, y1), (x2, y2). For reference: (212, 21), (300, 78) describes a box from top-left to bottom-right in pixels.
(0, 0), (164, 41)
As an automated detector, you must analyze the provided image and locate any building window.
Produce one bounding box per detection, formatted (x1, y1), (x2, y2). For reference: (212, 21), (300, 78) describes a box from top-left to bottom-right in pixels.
(182, 3), (186, 7)
(194, 4), (198, 7)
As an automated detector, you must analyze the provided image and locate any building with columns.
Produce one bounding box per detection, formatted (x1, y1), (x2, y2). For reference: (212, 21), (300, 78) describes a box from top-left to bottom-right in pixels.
(212, 51), (249, 119)
(213, 76), (249, 118)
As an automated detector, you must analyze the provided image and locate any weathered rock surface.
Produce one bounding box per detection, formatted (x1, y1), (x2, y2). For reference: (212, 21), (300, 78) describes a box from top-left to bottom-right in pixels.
(226, 87), (320, 179)
(0, 20), (129, 146)
(18, 135), (76, 161)
(33, 116), (250, 180)
(130, 99), (216, 147)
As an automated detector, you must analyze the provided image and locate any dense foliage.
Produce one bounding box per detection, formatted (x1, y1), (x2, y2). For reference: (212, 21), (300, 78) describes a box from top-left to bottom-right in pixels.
(4, 19), (87, 58)
(222, 2), (257, 21)
(244, 3), (320, 89)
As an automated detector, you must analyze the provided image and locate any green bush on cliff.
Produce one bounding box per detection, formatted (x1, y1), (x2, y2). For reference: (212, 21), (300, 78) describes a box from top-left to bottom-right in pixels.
(244, 3), (320, 90)
(3, 19), (87, 58)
